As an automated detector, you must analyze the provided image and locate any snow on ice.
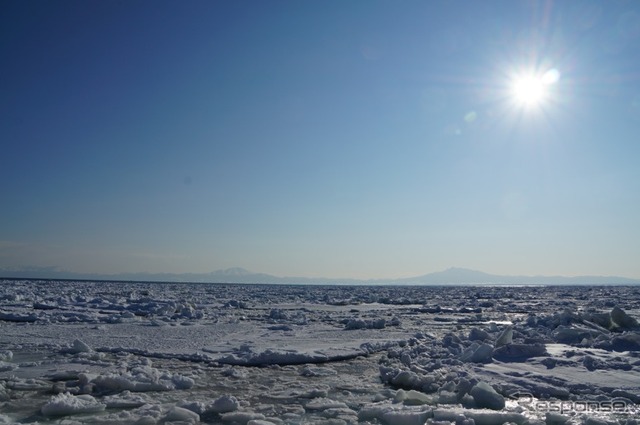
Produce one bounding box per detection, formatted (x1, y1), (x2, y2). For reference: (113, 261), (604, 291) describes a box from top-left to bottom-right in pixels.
(1, 279), (639, 424)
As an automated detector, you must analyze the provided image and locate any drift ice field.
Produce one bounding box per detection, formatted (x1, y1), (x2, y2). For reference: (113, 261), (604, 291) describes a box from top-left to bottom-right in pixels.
(1, 280), (639, 424)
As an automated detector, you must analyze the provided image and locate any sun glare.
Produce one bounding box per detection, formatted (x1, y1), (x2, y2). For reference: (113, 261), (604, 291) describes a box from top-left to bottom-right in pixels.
(510, 69), (560, 109)
(513, 76), (546, 106)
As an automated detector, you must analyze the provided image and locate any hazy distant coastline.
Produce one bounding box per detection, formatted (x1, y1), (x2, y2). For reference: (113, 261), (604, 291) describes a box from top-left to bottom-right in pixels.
(1, 266), (638, 286)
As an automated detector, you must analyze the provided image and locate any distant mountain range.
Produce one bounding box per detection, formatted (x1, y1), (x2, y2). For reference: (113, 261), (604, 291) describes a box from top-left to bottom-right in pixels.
(1, 266), (638, 285)
(394, 267), (639, 286)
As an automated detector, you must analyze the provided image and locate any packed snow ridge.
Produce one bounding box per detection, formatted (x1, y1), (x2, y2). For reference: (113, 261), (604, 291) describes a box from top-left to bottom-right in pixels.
(1, 279), (639, 424)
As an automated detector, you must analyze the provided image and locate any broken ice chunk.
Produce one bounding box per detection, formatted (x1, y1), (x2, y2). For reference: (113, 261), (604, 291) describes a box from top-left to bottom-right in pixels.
(41, 392), (106, 417)
(163, 406), (200, 423)
(610, 306), (639, 329)
(495, 326), (513, 347)
(469, 382), (505, 410)
(460, 342), (494, 363)
(493, 343), (547, 360)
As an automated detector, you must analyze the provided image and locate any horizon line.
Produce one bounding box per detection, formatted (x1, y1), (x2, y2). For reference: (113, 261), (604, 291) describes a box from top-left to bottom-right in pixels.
(1, 266), (639, 284)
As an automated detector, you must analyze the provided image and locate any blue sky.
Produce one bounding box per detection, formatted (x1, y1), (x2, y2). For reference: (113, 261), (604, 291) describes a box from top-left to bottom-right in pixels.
(2, 0), (640, 279)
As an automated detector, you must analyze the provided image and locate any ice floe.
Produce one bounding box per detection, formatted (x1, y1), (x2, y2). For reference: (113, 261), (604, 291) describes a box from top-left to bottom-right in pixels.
(41, 392), (106, 417)
(1, 279), (639, 424)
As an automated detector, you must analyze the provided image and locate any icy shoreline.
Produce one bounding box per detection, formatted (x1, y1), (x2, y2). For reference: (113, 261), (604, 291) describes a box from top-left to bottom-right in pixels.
(1, 280), (639, 424)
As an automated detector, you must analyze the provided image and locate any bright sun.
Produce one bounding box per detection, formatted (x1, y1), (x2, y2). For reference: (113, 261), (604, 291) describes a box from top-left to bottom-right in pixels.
(510, 69), (560, 108)
(513, 76), (547, 106)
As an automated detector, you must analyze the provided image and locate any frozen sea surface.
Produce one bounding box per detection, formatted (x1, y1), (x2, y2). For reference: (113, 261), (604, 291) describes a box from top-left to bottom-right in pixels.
(1, 280), (639, 424)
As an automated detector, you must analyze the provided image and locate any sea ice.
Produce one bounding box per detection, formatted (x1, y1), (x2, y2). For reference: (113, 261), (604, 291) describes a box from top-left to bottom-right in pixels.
(102, 390), (150, 408)
(304, 397), (349, 411)
(469, 327), (490, 342)
(495, 326), (514, 347)
(69, 339), (92, 354)
(344, 318), (386, 330)
(460, 342), (494, 363)
(91, 365), (194, 392)
(163, 405), (200, 423)
(300, 365), (337, 377)
(381, 408), (432, 425)
(206, 395), (240, 414)
(220, 411), (267, 423)
(358, 402), (433, 424)
(611, 306), (639, 329)
(0, 362), (17, 372)
(1, 280), (639, 424)
(469, 381), (505, 410)
(41, 392), (106, 417)
(394, 388), (435, 405)
(611, 332), (640, 351)
(492, 343), (547, 360)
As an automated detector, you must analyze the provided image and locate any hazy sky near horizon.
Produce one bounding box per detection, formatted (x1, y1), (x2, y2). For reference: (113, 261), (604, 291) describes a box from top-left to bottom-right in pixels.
(2, 0), (640, 279)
